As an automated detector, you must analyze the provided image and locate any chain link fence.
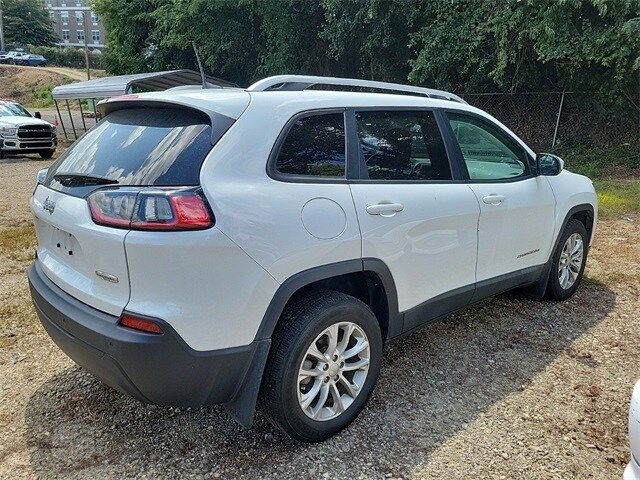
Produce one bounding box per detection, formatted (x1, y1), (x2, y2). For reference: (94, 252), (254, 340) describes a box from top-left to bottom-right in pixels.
(461, 91), (639, 154)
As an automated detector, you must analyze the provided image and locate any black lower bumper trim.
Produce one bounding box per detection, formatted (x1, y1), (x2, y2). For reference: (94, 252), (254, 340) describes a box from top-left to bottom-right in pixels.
(28, 261), (260, 408)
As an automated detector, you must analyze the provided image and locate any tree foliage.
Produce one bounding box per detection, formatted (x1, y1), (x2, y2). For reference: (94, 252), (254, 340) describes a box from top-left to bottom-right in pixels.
(29, 44), (102, 69)
(2, 0), (58, 47)
(93, 0), (640, 95)
(91, 0), (163, 73)
(409, 0), (640, 93)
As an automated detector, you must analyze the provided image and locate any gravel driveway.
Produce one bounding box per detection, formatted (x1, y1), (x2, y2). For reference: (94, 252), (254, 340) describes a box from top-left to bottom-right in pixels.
(1, 154), (638, 479)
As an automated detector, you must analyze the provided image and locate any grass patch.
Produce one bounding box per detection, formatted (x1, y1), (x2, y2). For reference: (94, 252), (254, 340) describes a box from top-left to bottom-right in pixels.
(31, 83), (56, 108)
(594, 179), (640, 218)
(0, 224), (36, 261)
(558, 144), (639, 178)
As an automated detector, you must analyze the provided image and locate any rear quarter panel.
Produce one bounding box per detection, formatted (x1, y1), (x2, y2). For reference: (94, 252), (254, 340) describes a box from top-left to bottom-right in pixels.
(124, 227), (279, 351)
(198, 95), (362, 283)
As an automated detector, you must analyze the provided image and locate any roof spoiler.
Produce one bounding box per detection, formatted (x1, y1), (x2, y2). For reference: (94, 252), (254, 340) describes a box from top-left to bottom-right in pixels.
(97, 97), (235, 145)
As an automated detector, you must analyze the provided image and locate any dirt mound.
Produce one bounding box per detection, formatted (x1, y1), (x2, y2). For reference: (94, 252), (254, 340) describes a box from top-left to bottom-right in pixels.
(0, 65), (75, 108)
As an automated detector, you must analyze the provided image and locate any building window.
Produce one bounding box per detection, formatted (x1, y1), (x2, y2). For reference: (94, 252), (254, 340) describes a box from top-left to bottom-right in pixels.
(77, 30), (85, 42)
(75, 11), (83, 24)
(91, 11), (99, 23)
(92, 30), (101, 43)
(60, 11), (69, 25)
(62, 30), (70, 41)
(75, 1), (83, 6)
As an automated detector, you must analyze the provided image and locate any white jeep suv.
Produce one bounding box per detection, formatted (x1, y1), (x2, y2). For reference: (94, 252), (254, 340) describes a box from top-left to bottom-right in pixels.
(28, 76), (597, 442)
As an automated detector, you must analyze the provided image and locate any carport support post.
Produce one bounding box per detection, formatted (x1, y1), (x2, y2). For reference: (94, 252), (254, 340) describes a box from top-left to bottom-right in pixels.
(66, 100), (77, 139)
(54, 100), (68, 140)
(78, 100), (87, 132)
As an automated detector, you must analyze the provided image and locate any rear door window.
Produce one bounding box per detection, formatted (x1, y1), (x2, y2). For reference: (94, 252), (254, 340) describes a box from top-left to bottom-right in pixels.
(45, 108), (216, 195)
(355, 110), (452, 181)
(274, 112), (346, 178)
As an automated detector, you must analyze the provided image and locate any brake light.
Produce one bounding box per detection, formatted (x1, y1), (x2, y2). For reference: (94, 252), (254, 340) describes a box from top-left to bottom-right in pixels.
(119, 313), (163, 334)
(110, 94), (139, 101)
(88, 187), (213, 231)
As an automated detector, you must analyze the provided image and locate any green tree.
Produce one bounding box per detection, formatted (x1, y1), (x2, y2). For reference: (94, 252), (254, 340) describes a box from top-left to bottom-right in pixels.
(257, 0), (329, 77)
(409, 0), (640, 94)
(320, 0), (419, 81)
(153, 0), (263, 85)
(92, 0), (168, 74)
(92, 0), (639, 96)
(2, 0), (58, 47)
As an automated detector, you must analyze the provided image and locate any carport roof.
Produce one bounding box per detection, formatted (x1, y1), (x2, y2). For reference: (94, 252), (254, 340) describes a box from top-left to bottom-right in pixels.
(52, 69), (237, 100)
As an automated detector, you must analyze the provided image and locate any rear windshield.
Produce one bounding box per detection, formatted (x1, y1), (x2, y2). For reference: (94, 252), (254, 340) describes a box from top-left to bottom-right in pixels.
(45, 107), (214, 194)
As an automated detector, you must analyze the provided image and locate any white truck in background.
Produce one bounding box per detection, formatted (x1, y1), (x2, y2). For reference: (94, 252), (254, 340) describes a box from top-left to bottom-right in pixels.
(0, 100), (57, 159)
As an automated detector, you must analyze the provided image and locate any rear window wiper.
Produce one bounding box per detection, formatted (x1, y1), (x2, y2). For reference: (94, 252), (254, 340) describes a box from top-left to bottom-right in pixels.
(53, 173), (119, 187)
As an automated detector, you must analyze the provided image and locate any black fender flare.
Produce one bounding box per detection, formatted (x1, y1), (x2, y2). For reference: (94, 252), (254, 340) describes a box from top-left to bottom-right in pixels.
(225, 257), (400, 427)
(254, 257), (401, 342)
(531, 203), (595, 296)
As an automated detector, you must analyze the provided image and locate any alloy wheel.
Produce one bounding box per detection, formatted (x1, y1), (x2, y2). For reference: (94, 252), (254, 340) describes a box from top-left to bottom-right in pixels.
(558, 232), (584, 289)
(297, 321), (370, 421)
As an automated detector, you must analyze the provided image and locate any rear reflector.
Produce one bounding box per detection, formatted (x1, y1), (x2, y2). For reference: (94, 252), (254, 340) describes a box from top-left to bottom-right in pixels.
(119, 314), (164, 334)
(88, 187), (213, 231)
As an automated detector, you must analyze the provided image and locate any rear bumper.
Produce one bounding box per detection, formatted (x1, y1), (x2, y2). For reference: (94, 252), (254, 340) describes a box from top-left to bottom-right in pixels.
(28, 260), (259, 407)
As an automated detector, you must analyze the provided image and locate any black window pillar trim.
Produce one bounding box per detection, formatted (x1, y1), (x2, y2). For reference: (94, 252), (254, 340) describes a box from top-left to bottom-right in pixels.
(438, 109), (469, 182)
(434, 108), (468, 181)
(345, 108), (361, 181)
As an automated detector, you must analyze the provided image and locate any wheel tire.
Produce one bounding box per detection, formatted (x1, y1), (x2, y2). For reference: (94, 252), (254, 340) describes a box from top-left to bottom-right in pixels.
(39, 150), (55, 159)
(260, 290), (383, 442)
(545, 219), (588, 300)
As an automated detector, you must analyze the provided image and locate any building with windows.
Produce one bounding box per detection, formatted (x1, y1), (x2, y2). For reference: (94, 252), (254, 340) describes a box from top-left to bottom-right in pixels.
(45, 0), (106, 49)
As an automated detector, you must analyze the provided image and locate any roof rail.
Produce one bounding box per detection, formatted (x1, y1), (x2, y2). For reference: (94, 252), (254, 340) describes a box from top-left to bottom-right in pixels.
(247, 75), (467, 104)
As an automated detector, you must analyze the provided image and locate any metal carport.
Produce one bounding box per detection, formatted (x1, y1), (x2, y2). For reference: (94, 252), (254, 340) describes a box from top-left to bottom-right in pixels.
(51, 70), (236, 139)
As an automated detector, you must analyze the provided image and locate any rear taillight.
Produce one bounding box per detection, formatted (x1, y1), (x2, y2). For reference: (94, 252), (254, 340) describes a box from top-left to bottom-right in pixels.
(119, 313), (163, 334)
(88, 187), (213, 231)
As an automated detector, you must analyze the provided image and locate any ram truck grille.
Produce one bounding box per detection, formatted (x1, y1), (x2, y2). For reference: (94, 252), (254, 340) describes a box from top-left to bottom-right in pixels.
(17, 126), (53, 139)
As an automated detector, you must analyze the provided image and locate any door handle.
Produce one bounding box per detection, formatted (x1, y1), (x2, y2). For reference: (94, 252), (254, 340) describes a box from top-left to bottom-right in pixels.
(366, 202), (404, 216)
(482, 194), (505, 205)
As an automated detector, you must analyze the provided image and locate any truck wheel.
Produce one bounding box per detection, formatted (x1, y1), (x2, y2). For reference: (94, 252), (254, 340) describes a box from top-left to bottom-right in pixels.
(546, 219), (588, 300)
(260, 290), (383, 442)
(39, 150), (55, 159)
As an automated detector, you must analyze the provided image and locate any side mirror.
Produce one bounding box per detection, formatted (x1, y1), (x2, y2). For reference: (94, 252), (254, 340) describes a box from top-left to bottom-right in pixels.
(34, 111), (42, 119)
(536, 153), (564, 176)
(36, 168), (48, 186)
